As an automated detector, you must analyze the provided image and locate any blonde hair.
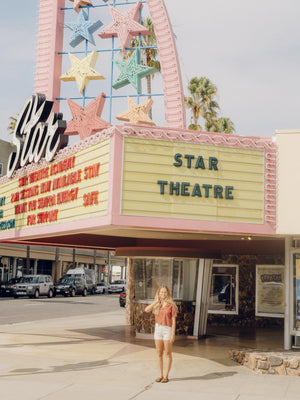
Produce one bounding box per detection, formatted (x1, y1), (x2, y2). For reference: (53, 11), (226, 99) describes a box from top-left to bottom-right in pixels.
(152, 285), (178, 315)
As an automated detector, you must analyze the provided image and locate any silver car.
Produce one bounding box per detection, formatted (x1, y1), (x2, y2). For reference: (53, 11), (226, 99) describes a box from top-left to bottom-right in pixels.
(13, 275), (54, 299)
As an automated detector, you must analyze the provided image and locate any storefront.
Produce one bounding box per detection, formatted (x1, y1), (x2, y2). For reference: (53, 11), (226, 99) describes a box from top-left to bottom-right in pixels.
(0, 0), (296, 350)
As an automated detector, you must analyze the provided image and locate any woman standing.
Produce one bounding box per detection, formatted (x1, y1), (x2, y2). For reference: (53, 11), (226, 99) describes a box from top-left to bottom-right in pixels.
(145, 285), (178, 383)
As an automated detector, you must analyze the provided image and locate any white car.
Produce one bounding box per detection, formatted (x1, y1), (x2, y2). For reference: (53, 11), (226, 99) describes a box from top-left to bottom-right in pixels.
(108, 280), (126, 293)
(95, 282), (108, 294)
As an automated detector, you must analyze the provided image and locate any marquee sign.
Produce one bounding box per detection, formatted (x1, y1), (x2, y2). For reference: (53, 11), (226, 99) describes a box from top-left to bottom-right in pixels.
(121, 137), (266, 225)
(0, 137), (110, 234)
(7, 94), (68, 178)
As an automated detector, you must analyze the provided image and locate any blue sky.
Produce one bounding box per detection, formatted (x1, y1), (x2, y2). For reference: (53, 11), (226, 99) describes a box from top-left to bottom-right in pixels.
(1, 0), (300, 142)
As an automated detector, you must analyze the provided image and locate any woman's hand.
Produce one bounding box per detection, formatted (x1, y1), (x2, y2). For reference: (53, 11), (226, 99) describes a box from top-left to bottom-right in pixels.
(170, 334), (175, 344)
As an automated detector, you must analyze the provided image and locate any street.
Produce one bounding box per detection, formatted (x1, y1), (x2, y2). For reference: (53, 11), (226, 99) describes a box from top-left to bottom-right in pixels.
(1, 296), (300, 399)
(0, 293), (120, 325)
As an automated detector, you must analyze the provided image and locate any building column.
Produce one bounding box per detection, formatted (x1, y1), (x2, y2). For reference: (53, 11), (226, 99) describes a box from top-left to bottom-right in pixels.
(284, 237), (292, 350)
(33, 259), (38, 275)
(72, 248), (76, 268)
(12, 257), (17, 278)
(125, 258), (134, 325)
(193, 259), (213, 337)
(54, 247), (59, 283)
(26, 246), (30, 274)
(108, 251), (112, 283)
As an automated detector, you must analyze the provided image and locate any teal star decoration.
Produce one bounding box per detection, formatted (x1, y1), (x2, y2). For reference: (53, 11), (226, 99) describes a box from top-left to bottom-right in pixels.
(113, 50), (156, 93)
(65, 10), (103, 47)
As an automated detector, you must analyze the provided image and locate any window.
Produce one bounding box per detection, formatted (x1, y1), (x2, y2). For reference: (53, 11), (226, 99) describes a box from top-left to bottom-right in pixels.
(293, 254), (300, 331)
(133, 258), (197, 300)
(0, 163), (3, 176)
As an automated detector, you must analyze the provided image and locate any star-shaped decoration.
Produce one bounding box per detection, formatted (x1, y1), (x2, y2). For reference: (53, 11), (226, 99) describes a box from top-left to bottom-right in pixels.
(69, 0), (93, 14)
(60, 51), (105, 94)
(65, 93), (111, 140)
(116, 97), (155, 126)
(98, 2), (151, 52)
(113, 50), (156, 93)
(65, 10), (103, 47)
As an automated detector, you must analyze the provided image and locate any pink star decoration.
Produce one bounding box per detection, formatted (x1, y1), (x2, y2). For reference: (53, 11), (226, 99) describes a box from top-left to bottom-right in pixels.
(69, 0), (93, 13)
(64, 93), (111, 140)
(98, 1), (151, 52)
(116, 97), (155, 126)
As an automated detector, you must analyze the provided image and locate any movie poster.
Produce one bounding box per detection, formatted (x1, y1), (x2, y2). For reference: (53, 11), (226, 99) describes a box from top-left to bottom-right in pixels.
(256, 265), (285, 317)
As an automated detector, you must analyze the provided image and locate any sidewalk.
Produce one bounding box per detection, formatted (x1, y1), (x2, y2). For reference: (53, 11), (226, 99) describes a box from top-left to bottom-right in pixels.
(0, 309), (300, 400)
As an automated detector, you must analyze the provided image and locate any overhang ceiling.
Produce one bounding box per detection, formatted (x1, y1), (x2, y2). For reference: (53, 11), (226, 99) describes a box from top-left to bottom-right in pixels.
(3, 226), (285, 258)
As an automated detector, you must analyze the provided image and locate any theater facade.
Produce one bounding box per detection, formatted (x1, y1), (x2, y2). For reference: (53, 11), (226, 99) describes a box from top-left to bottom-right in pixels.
(1, 0), (299, 349)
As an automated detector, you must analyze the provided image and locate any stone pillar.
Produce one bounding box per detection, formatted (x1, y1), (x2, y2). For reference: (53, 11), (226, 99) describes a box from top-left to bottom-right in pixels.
(125, 258), (134, 325)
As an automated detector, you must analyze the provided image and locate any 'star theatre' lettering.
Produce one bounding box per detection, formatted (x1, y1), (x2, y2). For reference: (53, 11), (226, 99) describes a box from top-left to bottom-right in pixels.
(157, 153), (234, 200)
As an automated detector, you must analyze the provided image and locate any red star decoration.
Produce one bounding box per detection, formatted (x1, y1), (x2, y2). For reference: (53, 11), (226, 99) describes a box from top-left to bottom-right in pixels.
(64, 93), (111, 140)
(98, 2), (151, 52)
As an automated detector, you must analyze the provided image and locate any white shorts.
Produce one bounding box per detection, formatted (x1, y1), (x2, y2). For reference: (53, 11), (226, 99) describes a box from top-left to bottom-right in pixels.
(154, 323), (172, 341)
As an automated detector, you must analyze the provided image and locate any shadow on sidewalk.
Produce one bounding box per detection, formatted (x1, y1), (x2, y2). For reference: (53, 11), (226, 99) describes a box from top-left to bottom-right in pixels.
(170, 371), (237, 381)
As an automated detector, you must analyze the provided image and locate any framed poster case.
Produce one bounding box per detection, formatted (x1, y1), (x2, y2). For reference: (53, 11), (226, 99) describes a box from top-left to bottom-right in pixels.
(255, 265), (285, 318)
(208, 264), (239, 315)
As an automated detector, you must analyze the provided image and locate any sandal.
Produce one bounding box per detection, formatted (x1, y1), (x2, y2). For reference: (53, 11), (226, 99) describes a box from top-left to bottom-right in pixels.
(155, 377), (163, 382)
(161, 377), (169, 383)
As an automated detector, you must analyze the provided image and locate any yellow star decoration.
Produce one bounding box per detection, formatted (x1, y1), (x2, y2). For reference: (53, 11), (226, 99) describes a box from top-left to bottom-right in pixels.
(60, 51), (104, 94)
(116, 97), (155, 126)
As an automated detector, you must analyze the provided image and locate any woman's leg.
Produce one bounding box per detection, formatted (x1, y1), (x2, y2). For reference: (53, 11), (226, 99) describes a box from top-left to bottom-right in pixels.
(163, 340), (172, 379)
(155, 340), (164, 378)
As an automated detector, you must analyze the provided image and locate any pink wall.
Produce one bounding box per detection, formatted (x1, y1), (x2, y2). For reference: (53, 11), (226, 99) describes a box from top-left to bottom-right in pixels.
(34, 0), (65, 113)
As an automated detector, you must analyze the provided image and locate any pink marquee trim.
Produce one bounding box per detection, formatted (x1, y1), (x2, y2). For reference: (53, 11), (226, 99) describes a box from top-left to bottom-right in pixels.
(0, 215), (112, 242)
(118, 124), (276, 150)
(113, 215), (276, 236)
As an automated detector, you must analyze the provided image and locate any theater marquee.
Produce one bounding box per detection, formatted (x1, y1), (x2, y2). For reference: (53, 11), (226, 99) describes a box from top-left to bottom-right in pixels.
(121, 137), (265, 224)
(0, 140), (110, 232)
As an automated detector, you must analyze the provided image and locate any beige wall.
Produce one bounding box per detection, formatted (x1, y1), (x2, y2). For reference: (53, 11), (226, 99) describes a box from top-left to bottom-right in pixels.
(276, 129), (300, 234)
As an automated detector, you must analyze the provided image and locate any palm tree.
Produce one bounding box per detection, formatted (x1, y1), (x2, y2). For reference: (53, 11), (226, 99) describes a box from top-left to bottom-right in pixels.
(214, 117), (235, 134)
(123, 18), (160, 118)
(7, 116), (17, 135)
(184, 77), (219, 131)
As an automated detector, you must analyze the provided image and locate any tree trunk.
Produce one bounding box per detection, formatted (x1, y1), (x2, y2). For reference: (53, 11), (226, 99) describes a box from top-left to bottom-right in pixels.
(146, 75), (152, 119)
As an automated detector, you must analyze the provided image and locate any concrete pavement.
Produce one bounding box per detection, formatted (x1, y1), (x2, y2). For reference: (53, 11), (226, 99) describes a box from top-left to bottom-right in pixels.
(0, 309), (300, 399)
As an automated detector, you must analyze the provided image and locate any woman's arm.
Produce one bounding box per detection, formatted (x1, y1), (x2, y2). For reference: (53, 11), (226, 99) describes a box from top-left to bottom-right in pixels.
(144, 299), (160, 313)
(170, 316), (176, 344)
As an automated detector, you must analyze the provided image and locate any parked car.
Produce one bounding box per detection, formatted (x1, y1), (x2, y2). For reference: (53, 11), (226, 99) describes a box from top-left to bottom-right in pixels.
(0, 277), (21, 297)
(12, 275), (54, 299)
(108, 279), (127, 293)
(95, 282), (108, 294)
(54, 277), (88, 297)
(119, 291), (126, 307)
